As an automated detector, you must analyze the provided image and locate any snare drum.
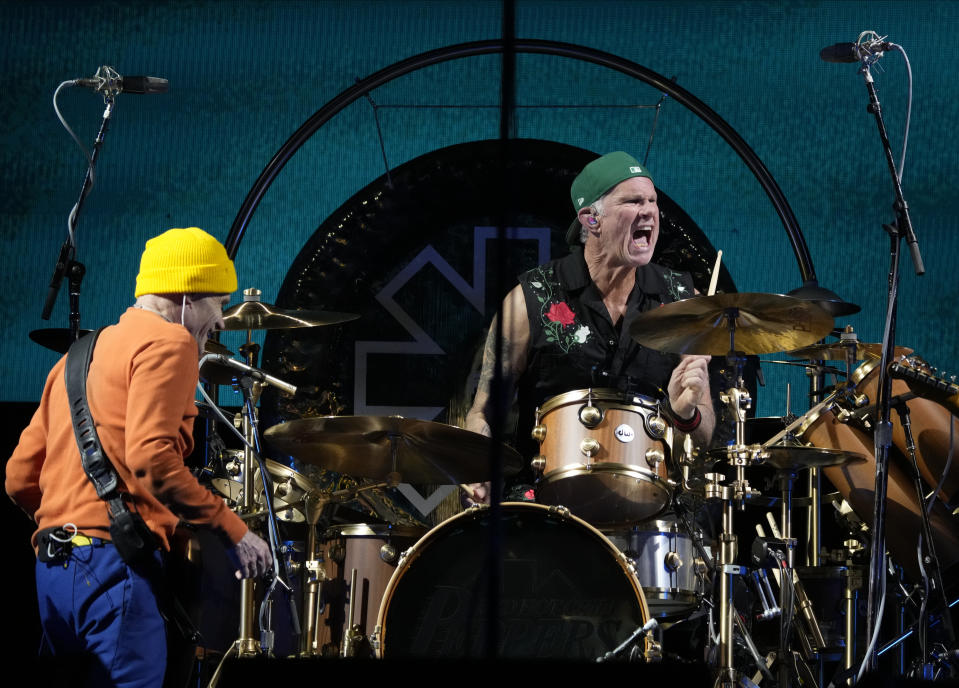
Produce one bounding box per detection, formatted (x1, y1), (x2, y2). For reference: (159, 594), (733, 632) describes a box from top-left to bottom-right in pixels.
(532, 389), (672, 525)
(604, 519), (702, 619)
(800, 358), (959, 581)
(375, 502), (651, 659)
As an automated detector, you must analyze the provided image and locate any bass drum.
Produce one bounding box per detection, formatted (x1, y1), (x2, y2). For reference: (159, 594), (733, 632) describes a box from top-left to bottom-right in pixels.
(801, 358), (959, 582)
(375, 502), (651, 659)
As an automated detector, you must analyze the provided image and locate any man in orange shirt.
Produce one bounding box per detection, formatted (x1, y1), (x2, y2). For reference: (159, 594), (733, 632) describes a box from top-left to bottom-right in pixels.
(6, 227), (272, 687)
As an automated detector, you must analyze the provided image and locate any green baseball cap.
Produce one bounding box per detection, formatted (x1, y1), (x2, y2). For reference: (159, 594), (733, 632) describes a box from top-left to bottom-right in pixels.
(566, 151), (654, 244)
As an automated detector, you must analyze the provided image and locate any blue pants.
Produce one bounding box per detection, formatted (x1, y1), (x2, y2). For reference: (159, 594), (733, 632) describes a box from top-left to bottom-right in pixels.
(36, 541), (167, 688)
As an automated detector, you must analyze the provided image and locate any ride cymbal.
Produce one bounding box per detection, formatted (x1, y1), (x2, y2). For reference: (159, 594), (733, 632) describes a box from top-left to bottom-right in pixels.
(629, 293), (834, 355)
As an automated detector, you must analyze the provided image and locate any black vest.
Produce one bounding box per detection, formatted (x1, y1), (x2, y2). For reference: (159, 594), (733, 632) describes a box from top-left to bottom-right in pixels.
(513, 250), (695, 468)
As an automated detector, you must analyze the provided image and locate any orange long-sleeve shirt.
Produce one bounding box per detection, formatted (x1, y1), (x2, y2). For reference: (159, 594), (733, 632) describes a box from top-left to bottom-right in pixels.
(6, 307), (247, 551)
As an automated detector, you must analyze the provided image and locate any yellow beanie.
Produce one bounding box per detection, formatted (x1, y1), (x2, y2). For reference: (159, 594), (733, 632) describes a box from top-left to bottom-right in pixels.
(134, 227), (237, 298)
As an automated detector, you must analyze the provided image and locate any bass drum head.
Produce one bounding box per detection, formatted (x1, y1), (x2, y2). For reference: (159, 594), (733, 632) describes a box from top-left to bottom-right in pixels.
(377, 502), (650, 659)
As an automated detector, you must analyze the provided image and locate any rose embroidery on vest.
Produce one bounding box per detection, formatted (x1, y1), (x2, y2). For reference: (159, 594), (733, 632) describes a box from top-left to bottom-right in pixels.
(528, 266), (591, 353)
(546, 302), (575, 326)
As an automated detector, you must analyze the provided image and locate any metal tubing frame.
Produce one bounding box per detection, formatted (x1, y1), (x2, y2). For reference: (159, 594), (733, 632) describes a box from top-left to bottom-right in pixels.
(224, 38), (817, 285)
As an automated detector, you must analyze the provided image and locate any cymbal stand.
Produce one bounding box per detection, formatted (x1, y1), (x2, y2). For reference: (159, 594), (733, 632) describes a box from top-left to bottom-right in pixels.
(893, 399), (955, 669)
(709, 306), (765, 687)
(235, 377), (260, 656)
(234, 331), (301, 656)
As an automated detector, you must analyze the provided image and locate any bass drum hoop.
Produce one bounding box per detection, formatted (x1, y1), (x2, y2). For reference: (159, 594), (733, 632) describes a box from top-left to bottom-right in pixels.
(375, 502), (651, 658)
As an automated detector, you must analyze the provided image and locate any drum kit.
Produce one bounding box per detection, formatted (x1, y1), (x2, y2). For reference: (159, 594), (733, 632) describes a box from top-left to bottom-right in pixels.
(198, 287), (959, 683)
(35, 285), (957, 682)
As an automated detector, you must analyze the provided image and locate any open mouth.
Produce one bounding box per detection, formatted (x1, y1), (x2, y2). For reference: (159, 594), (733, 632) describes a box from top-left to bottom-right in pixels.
(632, 226), (653, 247)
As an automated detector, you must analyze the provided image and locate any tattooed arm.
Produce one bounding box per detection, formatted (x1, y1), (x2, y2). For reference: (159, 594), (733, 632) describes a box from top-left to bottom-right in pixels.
(465, 285), (531, 438)
(462, 285), (530, 505)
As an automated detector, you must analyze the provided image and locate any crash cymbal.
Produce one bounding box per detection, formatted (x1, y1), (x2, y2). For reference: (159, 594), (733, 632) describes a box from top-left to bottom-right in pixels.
(29, 328), (94, 354)
(222, 300), (359, 331)
(628, 293), (834, 355)
(786, 341), (913, 361)
(786, 280), (861, 317)
(706, 444), (868, 471)
(263, 416), (523, 484)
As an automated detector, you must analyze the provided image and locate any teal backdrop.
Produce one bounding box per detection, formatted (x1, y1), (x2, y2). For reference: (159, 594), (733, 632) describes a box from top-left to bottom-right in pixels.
(2, 0), (958, 418)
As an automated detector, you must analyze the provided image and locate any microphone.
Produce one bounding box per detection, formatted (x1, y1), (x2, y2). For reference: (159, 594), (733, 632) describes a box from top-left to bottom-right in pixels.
(199, 354), (297, 396)
(820, 40), (894, 64)
(819, 43), (863, 63)
(74, 66), (169, 95)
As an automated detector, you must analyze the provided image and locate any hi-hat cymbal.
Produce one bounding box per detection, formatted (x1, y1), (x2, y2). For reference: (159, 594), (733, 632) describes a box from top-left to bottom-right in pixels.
(29, 328), (94, 354)
(786, 342), (913, 361)
(222, 300), (359, 331)
(706, 444), (868, 471)
(628, 293), (834, 355)
(263, 416), (523, 484)
(204, 339), (233, 356)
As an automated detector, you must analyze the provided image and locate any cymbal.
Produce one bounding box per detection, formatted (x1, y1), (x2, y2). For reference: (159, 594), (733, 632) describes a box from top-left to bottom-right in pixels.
(628, 293), (834, 355)
(786, 281), (861, 317)
(786, 342), (913, 361)
(203, 339), (233, 356)
(706, 444), (868, 471)
(222, 300), (359, 331)
(263, 416), (523, 484)
(29, 328), (94, 354)
(198, 340), (240, 384)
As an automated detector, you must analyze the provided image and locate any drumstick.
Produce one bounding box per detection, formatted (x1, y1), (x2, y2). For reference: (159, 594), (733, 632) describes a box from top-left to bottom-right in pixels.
(707, 250), (723, 296)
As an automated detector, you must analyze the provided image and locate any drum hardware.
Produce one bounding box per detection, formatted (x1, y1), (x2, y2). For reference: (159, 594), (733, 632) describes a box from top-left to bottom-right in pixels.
(646, 294), (833, 687)
(263, 415), (522, 484)
(595, 618), (660, 662)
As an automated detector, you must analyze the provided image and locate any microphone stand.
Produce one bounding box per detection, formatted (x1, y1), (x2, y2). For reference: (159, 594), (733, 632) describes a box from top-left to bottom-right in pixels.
(41, 94), (116, 337)
(856, 46), (926, 673)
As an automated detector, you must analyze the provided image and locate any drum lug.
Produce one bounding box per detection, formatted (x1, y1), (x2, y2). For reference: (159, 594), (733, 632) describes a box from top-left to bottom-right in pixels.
(580, 437), (600, 457)
(531, 423), (547, 442)
(664, 550), (683, 572)
(370, 625), (381, 654)
(379, 542), (399, 565)
(530, 455), (546, 473)
(646, 413), (667, 439)
(645, 448), (664, 469)
(578, 403), (604, 428)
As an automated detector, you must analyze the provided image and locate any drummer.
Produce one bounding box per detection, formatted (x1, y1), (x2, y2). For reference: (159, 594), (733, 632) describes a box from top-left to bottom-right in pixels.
(465, 152), (714, 501)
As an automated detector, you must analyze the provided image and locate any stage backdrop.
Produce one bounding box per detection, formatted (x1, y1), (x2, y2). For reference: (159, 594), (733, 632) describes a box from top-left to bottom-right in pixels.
(2, 0), (958, 422)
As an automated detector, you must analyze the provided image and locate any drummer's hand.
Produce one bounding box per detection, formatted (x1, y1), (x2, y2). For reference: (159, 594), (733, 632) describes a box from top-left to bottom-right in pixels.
(668, 354), (711, 419)
(228, 530), (273, 580)
(462, 482), (491, 507)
